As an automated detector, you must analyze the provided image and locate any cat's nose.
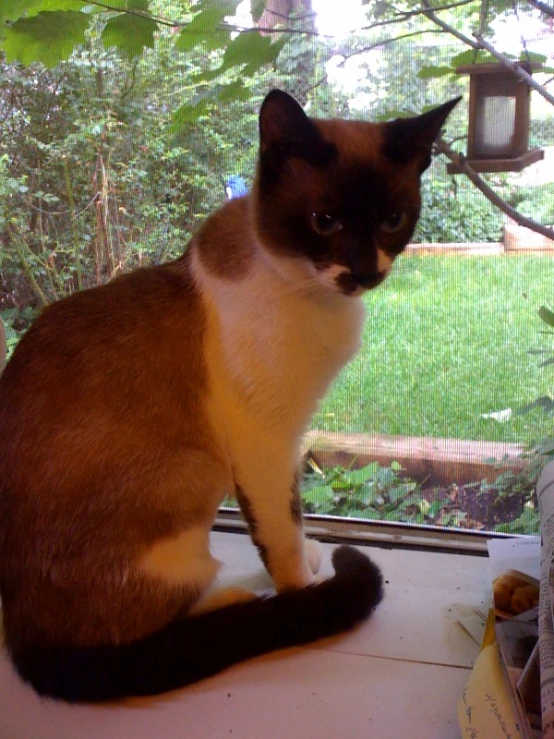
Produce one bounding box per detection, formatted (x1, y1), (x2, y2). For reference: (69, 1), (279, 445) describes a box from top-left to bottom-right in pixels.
(354, 271), (386, 289)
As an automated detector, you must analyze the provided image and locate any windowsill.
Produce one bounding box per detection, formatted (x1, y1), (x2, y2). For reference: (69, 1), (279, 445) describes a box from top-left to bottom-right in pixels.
(0, 531), (491, 738)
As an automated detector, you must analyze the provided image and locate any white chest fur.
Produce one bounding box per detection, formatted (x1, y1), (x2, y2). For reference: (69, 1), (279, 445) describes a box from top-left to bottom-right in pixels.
(192, 245), (365, 443)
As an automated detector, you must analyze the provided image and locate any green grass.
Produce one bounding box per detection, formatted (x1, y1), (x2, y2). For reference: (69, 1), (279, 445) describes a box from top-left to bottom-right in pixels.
(313, 255), (554, 446)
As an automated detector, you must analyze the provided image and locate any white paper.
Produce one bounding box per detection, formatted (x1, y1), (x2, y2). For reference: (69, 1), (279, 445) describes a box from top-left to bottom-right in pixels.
(537, 461), (554, 738)
(487, 537), (541, 581)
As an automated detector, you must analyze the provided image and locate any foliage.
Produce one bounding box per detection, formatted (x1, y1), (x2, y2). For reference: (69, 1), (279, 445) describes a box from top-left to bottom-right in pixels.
(520, 305), (554, 416)
(301, 460), (425, 522)
(301, 454), (546, 534)
(416, 164), (503, 242)
(505, 184), (554, 230)
(0, 0), (286, 120)
(0, 23), (265, 310)
(0, 306), (34, 360)
(485, 435), (554, 534)
(1, 0), (553, 247)
(418, 49), (554, 82)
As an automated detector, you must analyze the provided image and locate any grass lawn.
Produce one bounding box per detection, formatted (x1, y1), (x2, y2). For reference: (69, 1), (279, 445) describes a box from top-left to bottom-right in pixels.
(313, 254), (554, 446)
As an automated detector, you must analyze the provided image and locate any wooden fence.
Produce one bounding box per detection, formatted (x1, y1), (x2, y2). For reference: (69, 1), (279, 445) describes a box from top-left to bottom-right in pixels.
(409, 218), (554, 256)
(303, 431), (526, 487)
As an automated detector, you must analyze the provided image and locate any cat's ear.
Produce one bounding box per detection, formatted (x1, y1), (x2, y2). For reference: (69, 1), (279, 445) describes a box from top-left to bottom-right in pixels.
(383, 97), (462, 173)
(258, 89), (335, 169)
(259, 90), (315, 154)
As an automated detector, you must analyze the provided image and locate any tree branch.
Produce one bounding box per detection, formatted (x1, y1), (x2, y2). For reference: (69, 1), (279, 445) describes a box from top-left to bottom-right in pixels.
(435, 137), (554, 241)
(335, 29), (448, 67)
(83, 1), (178, 27)
(420, 0), (481, 49)
(305, 29), (447, 91)
(228, 23), (323, 36)
(474, 33), (554, 107)
(356, 0), (474, 34)
(527, 0), (554, 19)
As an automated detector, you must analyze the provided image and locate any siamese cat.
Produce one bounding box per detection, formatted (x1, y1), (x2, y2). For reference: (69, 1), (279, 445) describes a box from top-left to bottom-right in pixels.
(0, 89), (459, 702)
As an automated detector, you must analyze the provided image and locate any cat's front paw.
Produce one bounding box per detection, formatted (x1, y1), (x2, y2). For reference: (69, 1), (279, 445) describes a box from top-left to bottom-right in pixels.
(305, 538), (323, 575)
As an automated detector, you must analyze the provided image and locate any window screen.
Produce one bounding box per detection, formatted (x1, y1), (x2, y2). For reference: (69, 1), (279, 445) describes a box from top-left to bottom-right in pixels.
(1, 0), (552, 538)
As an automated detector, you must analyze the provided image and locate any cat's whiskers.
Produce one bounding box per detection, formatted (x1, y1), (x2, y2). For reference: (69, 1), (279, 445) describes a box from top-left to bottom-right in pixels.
(277, 274), (328, 299)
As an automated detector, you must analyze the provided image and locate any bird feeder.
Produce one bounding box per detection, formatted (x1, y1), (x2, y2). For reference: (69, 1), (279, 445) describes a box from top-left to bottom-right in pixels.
(447, 61), (544, 174)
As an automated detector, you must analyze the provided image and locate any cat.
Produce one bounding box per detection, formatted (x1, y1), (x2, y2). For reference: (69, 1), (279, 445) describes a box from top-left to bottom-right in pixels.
(0, 89), (459, 702)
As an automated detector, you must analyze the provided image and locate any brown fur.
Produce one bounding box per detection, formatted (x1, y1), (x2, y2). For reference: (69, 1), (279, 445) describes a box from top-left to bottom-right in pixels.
(195, 197), (255, 280)
(0, 258), (232, 651)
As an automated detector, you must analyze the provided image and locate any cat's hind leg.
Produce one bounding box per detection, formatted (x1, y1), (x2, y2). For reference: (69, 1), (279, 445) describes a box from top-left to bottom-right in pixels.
(136, 449), (234, 612)
(137, 525), (221, 593)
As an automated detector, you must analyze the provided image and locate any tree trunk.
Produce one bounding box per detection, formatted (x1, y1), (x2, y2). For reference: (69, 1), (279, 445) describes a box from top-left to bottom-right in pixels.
(257, 0), (315, 106)
(258, 0), (313, 31)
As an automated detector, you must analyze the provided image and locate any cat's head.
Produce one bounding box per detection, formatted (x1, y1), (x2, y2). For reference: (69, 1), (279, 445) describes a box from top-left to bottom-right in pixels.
(252, 89), (460, 296)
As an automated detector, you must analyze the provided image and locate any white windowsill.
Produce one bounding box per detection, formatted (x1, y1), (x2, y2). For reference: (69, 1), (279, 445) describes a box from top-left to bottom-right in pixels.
(0, 530), (491, 739)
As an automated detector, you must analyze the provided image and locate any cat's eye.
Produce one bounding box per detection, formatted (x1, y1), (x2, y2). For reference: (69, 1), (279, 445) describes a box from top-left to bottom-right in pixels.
(310, 212), (343, 236)
(381, 212), (407, 233)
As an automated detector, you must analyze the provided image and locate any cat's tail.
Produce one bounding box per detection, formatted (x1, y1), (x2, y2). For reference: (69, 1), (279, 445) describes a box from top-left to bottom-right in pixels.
(9, 545), (383, 703)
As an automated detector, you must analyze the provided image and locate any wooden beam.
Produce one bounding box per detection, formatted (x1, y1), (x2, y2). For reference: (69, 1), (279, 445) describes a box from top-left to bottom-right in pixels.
(303, 431), (526, 487)
(407, 242), (504, 256)
(446, 149), (544, 174)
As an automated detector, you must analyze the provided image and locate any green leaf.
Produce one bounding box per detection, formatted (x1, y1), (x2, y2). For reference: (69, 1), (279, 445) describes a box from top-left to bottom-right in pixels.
(450, 49), (476, 67)
(496, 510), (539, 535)
(427, 500), (443, 518)
(102, 13), (157, 59)
(374, 108), (414, 121)
(4, 10), (89, 67)
(175, 0), (236, 52)
(304, 485), (335, 506)
(170, 81), (250, 128)
(449, 49), (498, 68)
(171, 97), (211, 126)
(26, 0), (92, 13)
(539, 306), (554, 328)
(388, 485), (408, 504)
(1, 0), (42, 23)
(418, 65), (453, 79)
(330, 475), (351, 490)
(108, 0), (150, 9)
(343, 462), (379, 486)
(217, 78), (250, 102)
(521, 52), (546, 63)
(198, 30), (286, 81)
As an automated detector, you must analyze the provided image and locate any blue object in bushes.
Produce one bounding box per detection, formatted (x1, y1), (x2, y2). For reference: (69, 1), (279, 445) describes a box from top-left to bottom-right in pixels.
(225, 175), (248, 199)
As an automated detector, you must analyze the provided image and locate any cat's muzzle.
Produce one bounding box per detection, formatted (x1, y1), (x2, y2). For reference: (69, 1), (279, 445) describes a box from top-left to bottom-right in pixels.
(335, 270), (387, 295)
(354, 272), (387, 289)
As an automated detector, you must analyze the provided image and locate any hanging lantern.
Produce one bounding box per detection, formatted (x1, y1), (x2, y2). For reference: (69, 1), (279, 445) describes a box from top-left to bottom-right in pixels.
(447, 62), (544, 174)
